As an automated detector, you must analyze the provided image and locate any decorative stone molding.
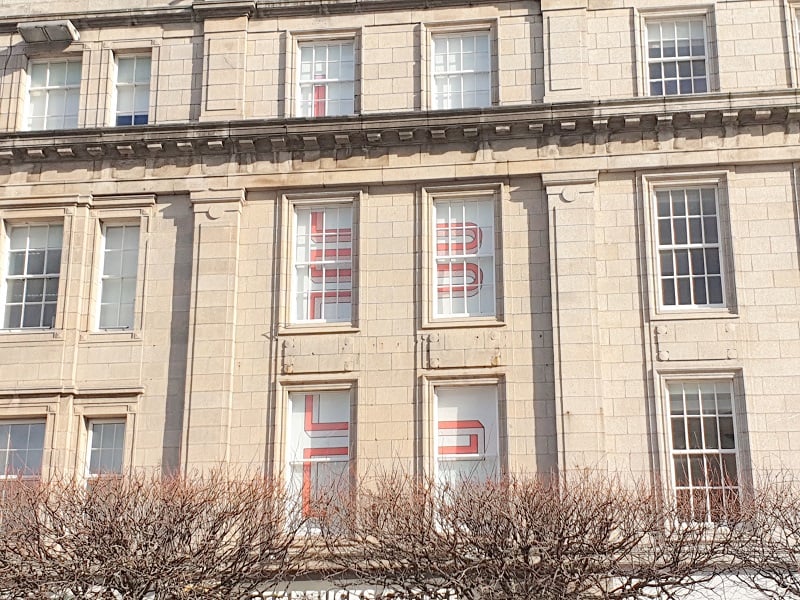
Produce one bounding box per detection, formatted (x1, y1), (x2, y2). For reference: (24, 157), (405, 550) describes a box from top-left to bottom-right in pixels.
(1, 92), (799, 163)
(541, 170), (598, 204)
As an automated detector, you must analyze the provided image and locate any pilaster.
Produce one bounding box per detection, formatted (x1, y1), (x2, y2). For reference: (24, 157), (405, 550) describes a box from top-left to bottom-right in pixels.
(540, 0), (589, 103)
(543, 170), (605, 471)
(194, 1), (254, 121)
(182, 188), (244, 471)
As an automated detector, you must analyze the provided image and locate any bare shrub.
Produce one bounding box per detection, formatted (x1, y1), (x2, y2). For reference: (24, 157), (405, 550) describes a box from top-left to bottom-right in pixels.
(319, 472), (744, 600)
(732, 476), (800, 599)
(0, 472), (309, 599)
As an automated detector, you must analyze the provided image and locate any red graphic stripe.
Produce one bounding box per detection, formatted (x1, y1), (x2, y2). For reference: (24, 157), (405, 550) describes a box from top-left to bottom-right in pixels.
(439, 419), (484, 455)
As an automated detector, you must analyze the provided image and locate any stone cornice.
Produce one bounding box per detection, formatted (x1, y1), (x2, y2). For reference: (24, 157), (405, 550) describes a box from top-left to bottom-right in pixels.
(0, 0), (514, 31)
(0, 90), (798, 163)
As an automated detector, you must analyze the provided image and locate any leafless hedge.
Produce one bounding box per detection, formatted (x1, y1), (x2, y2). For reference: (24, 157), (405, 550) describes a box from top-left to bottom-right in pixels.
(730, 475), (800, 599)
(0, 472), (309, 599)
(3, 470), (800, 599)
(318, 472), (748, 600)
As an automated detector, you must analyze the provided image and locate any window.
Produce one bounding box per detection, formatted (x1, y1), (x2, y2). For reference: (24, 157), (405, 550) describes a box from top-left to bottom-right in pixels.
(98, 224), (139, 329)
(297, 41), (355, 117)
(114, 55), (151, 126)
(292, 204), (353, 323)
(26, 60), (81, 130)
(646, 19), (708, 96)
(0, 422), (45, 479)
(433, 197), (495, 318)
(3, 224), (62, 329)
(431, 32), (491, 109)
(435, 385), (499, 485)
(86, 420), (125, 479)
(655, 187), (724, 308)
(287, 391), (351, 517)
(668, 381), (739, 521)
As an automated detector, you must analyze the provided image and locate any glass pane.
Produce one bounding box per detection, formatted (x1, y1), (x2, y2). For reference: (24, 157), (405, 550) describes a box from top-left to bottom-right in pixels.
(701, 191), (717, 213)
(121, 278), (137, 304)
(26, 250), (45, 275)
(703, 417), (719, 449)
(66, 61), (82, 85)
(25, 279), (43, 302)
(674, 456), (689, 486)
(44, 278), (59, 301)
(133, 88), (149, 113)
(690, 456), (705, 485)
(703, 217), (719, 244)
(48, 226), (63, 248)
(677, 278), (691, 304)
(722, 454), (738, 484)
(690, 248), (705, 275)
(671, 417), (686, 450)
(30, 63), (47, 87)
(22, 305), (42, 328)
(673, 219), (687, 244)
(719, 417), (735, 449)
(103, 251), (122, 277)
(687, 417), (702, 449)
(9, 228), (27, 250)
(99, 304), (118, 329)
(4, 305), (22, 328)
(708, 277), (723, 304)
(7, 280), (24, 303)
(45, 249), (61, 275)
(659, 252), (674, 277)
(657, 218), (672, 245)
(121, 249), (138, 277)
(117, 87), (134, 113)
(42, 303), (56, 328)
(8, 252), (25, 276)
(662, 279), (675, 305)
(134, 57), (151, 82)
(117, 58), (135, 83)
(101, 280), (122, 304)
(48, 61), (67, 86)
(28, 226), (47, 249)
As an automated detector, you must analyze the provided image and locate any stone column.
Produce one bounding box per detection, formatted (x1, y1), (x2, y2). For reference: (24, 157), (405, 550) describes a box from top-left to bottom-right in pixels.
(542, 171), (605, 470)
(182, 188), (244, 470)
(194, 1), (254, 121)
(540, 0), (589, 103)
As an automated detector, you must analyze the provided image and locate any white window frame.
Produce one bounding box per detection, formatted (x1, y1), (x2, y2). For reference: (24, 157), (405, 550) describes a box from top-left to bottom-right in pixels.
(0, 420), (46, 480)
(644, 18), (709, 96)
(423, 185), (502, 324)
(97, 223), (140, 330)
(635, 8), (717, 97)
(433, 384), (501, 484)
(662, 376), (744, 523)
(285, 386), (353, 521)
(429, 27), (494, 110)
(1, 222), (63, 330)
(85, 418), (126, 481)
(24, 58), (82, 130)
(112, 54), (151, 127)
(640, 172), (736, 318)
(87, 196), (154, 336)
(281, 191), (361, 332)
(654, 186), (725, 310)
(295, 38), (357, 118)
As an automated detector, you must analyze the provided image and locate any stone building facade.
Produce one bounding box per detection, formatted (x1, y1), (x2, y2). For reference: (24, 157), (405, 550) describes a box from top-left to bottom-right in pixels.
(0, 0), (799, 520)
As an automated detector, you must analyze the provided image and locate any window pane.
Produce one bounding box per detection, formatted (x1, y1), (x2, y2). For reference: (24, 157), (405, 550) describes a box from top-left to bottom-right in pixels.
(292, 205), (353, 323)
(433, 197), (496, 318)
(287, 391), (350, 520)
(436, 385), (499, 485)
